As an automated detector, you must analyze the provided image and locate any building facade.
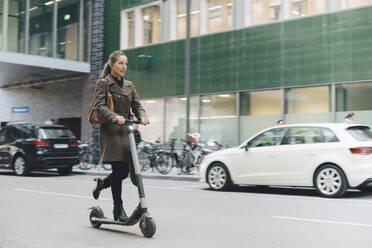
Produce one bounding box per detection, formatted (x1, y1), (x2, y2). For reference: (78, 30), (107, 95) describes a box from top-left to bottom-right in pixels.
(105, 0), (372, 146)
(0, 0), (100, 142)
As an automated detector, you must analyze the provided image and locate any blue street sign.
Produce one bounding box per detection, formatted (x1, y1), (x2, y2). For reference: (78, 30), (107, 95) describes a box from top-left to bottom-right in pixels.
(12, 106), (29, 113)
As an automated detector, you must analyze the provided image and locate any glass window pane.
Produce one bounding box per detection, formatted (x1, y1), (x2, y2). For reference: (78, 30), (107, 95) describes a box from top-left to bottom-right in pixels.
(286, 86), (330, 114)
(290, 0), (326, 18)
(346, 0), (372, 8)
(57, 0), (80, 60)
(127, 11), (135, 48)
(240, 90), (281, 116)
(29, 0), (54, 57)
(142, 5), (160, 45)
(165, 97), (186, 141)
(140, 98), (164, 142)
(347, 126), (372, 141)
(177, 0), (199, 39)
(336, 83), (372, 126)
(200, 93), (237, 146)
(3, 0), (26, 53)
(285, 86), (331, 124)
(252, 0), (281, 25)
(207, 0), (232, 34)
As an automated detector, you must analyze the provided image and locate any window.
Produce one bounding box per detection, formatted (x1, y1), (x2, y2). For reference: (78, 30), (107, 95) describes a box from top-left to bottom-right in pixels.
(286, 86), (330, 114)
(347, 126), (372, 141)
(321, 128), (339, 143)
(283, 127), (322, 145)
(57, 0), (80, 60)
(290, 0), (326, 18)
(248, 128), (287, 147)
(127, 11), (135, 48)
(252, 0), (281, 25)
(240, 90), (281, 116)
(140, 98), (165, 142)
(142, 5), (160, 45)
(201, 93), (235, 117)
(207, 0), (232, 33)
(346, 0), (372, 8)
(177, 0), (199, 38)
(38, 128), (75, 139)
(29, 0), (54, 57)
(336, 82), (372, 112)
(0, 127), (6, 144)
(1, 0), (26, 53)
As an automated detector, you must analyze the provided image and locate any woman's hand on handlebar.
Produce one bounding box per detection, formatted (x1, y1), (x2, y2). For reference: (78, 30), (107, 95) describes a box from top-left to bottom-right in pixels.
(115, 116), (126, 125)
(141, 117), (149, 126)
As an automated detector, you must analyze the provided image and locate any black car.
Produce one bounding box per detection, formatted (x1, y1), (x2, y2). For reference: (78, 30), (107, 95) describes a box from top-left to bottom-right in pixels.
(0, 123), (80, 176)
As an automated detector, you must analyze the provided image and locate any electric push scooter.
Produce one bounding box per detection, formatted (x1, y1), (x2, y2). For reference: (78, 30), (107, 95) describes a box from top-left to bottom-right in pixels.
(89, 119), (156, 238)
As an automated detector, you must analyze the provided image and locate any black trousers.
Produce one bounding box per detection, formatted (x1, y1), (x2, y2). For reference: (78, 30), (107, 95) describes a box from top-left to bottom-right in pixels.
(102, 159), (137, 206)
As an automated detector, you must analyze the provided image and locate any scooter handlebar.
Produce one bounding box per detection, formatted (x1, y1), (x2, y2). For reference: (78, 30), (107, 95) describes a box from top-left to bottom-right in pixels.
(112, 118), (145, 125)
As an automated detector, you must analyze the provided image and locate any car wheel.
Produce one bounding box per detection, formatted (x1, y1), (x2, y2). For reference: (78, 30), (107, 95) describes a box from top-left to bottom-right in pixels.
(207, 163), (232, 191)
(314, 164), (348, 198)
(13, 155), (30, 176)
(58, 166), (73, 176)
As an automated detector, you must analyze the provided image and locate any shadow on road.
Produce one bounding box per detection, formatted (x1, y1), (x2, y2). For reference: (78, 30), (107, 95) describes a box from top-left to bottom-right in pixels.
(204, 185), (372, 199)
(0, 169), (84, 178)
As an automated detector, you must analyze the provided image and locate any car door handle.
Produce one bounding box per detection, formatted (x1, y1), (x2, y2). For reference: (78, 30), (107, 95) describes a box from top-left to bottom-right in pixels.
(305, 152), (316, 156)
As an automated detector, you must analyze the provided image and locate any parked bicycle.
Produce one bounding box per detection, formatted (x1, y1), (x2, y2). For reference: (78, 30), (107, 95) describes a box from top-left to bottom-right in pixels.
(137, 139), (169, 173)
(78, 141), (111, 170)
(158, 137), (212, 175)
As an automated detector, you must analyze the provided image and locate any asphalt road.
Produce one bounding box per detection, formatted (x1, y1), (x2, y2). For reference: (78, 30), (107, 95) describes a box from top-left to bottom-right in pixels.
(1, 169), (372, 248)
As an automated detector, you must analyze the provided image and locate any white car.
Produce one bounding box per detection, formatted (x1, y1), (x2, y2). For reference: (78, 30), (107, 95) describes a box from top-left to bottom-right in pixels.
(200, 123), (372, 198)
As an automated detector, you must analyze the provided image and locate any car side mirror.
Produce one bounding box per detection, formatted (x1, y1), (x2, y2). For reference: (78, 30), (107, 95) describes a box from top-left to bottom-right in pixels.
(245, 144), (249, 151)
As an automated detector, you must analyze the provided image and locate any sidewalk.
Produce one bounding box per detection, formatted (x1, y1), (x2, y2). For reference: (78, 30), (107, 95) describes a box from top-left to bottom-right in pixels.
(72, 166), (201, 182)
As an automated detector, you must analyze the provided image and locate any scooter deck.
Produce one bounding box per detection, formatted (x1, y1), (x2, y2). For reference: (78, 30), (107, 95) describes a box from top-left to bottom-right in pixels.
(91, 217), (130, 226)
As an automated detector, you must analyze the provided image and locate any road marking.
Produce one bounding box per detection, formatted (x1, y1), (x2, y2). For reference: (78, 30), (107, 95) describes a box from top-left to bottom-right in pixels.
(14, 188), (110, 201)
(271, 215), (372, 228)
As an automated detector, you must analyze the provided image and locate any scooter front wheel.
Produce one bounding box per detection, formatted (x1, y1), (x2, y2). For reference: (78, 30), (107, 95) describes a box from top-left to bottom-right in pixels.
(140, 215), (156, 238)
(89, 206), (104, 228)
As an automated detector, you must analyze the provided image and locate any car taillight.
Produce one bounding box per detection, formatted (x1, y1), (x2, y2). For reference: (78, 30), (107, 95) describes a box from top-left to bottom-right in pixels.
(69, 141), (79, 147)
(33, 139), (50, 147)
(350, 147), (372, 155)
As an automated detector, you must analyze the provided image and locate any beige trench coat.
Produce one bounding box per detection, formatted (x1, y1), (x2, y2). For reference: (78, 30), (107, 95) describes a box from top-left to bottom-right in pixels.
(94, 74), (147, 163)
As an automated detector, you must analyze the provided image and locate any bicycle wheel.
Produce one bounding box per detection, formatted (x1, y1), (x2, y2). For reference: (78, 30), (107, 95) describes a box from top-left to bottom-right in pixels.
(156, 153), (173, 175)
(79, 152), (93, 170)
(138, 151), (151, 171)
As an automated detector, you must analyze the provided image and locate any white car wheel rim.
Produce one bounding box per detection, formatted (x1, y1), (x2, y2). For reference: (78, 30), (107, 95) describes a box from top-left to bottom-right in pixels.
(208, 166), (226, 189)
(317, 168), (342, 195)
(14, 157), (25, 175)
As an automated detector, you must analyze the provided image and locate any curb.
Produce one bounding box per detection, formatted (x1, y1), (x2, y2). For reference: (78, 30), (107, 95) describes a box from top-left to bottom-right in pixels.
(72, 170), (201, 182)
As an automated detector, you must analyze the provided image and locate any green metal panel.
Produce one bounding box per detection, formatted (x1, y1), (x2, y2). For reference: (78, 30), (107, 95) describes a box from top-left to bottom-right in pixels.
(105, 4), (372, 98)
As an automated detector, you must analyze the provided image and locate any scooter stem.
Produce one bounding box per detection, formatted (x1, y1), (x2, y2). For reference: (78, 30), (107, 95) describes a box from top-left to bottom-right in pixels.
(128, 126), (148, 214)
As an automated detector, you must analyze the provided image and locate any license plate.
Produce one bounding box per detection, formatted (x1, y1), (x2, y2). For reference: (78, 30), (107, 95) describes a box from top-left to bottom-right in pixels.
(54, 144), (68, 149)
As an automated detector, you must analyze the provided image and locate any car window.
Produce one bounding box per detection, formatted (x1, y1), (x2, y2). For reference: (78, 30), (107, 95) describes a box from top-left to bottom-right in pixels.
(248, 128), (287, 148)
(282, 127), (322, 145)
(0, 128), (6, 144)
(38, 128), (75, 139)
(15, 125), (37, 139)
(321, 128), (339, 142)
(347, 126), (372, 141)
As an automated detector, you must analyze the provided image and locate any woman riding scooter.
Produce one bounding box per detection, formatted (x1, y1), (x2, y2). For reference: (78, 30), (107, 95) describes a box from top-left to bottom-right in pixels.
(92, 50), (149, 222)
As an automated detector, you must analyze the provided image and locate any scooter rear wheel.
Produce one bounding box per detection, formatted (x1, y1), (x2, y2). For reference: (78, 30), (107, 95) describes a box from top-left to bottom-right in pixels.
(89, 206), (104, 228)
(140, 215), (156, 238)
